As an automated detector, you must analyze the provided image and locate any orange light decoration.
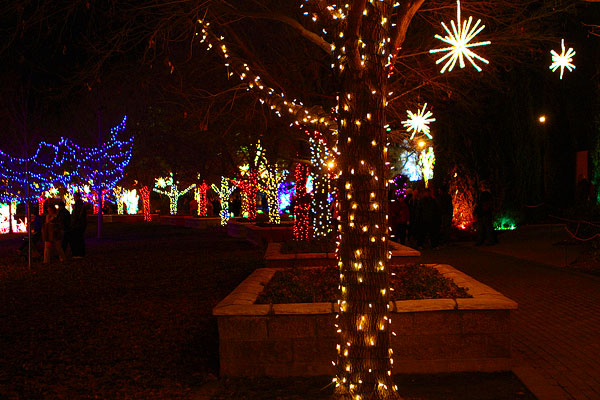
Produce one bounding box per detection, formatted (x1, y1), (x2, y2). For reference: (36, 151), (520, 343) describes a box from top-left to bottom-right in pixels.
(195, 181), (210, 217)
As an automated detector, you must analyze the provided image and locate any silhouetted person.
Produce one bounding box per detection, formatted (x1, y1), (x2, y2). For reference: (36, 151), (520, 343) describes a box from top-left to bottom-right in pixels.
(57, 201), (71, 253)
(43, 205), (66, 263)
(70, 192), (88, 258)
(389, 195), (410, 244)
(415, 188), (441, 249)
(475, 183), (497, 246)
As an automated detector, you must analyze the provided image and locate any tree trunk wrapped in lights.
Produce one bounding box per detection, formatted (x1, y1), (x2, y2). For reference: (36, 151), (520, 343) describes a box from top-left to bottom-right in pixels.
(333, 2), (398, 398)
(153, 172), (196, 215)
(260, 165), (288, 225)
(309, 135), (335, 238)
(140, 186), (152, 221)
(293, 162), (311, 241)
(195, 181), (210, 216)
(212, 176), (235, 226)
(231, 168), (260, 220)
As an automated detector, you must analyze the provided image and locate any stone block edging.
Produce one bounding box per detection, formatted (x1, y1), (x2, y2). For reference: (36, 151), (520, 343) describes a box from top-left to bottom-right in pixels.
(214, 264), (517, 377)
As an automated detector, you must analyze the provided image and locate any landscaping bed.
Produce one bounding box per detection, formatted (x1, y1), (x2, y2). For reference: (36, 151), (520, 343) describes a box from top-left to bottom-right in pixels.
(256, 264), (471, 304)
(213, 264), (518, 377)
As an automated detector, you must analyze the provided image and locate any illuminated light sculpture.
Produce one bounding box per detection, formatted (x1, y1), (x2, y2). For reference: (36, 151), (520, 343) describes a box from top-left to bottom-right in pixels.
(231, 167), (260, 220)
(140, 186), (152, 221)
(194, 181), (210, 217)
(293, 163), (311, 241)
(64, 191), (75, 213)
(418, 147), (436, 188)
(260, 164), (288, 225)
(114, 186), (126, 214)
(549, 39), (576, 79)
(153, 172), (196, 215)
(212, 177), (235, 226)
(430, 0), (491, 73)
(123, 189), (139, 214)
(401, 103), (436, 139)
(62, 116), (133, 219)
(37, 187), (60, 214)
(449, 168), (476, 230)
(309, 135), (334, 237)
(0, 202), (26, 234)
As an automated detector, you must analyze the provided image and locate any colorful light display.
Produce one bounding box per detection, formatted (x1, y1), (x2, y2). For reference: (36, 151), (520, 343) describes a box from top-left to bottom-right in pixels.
(198, 8), (398, 397)
(140, 186), (152, 221)
(430, 0), (491, 73)
(549, 38), (576, 79)
(212, 177), (235, 226)
(418, 147), (436, 188)
(153, 172), (196, 215)
(194, 181), (210, 217)
(0, 202), (26, 234)
(309, 135), (334, 237)
(123, 189), (139, 214)
(231, 168), (260, 220)
(293, 163), (311, 241)
(261, 164), (288, 225)
(0, 116), (133, 209)
(114, 186), (126, 214)
(401, 103), (436, 139)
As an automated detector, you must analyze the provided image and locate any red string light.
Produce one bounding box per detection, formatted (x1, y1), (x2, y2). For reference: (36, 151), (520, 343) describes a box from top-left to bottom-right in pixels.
(140, 186), (151, 222)
(293, 163), (311, 241)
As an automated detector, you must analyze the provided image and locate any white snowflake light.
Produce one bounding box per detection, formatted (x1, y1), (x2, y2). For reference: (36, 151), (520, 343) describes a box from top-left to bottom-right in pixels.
(549, 39), (576, 80)
(401, 103), (436, 139)
(429, 0), (491, 73)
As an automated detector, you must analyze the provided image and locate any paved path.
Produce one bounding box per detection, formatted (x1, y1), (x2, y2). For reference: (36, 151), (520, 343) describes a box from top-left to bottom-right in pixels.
(419, 228), (600, 400)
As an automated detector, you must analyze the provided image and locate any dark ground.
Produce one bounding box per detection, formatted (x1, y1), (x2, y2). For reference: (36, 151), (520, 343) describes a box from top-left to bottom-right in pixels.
(0, 222), (535, 399)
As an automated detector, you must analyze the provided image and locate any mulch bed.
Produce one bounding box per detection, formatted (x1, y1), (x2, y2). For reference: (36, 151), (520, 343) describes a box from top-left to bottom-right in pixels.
(0, 223), (531, 399)
(256, 264), (472, 304)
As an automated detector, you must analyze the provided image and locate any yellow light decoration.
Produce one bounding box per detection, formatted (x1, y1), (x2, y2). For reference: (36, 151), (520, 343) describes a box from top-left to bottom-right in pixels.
(309, 135), (334, 237)
(429, 0), (491, 73)
(419, 147), (436, 188)
(153, 172), (196, 215)
(260, 164), (288, 225)
(549, 39), (576, 80)
(212, 176), (235, 226)
(401, 103), (436, 139)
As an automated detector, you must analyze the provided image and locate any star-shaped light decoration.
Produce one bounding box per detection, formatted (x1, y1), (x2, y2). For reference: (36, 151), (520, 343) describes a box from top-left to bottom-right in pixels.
(549, 39), (576, 80)
(429, 0), (491, 73)
(401, 103), (436, 139)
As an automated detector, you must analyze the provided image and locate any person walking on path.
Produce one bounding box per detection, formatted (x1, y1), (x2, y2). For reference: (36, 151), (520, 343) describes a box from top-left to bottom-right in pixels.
(474, 182), (497, 246)
(57, 201), (71, 254)
(42, 205), (66, 263)
(389, 194), (410, 244)
(70, 192), (88, 258)
(415, 188), (441, 249)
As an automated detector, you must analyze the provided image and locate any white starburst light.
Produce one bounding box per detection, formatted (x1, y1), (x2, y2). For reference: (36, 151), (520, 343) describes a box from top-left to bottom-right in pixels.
(549, 39), (576, 80)
(429, 0), (491, 73)
(402, 103), (436, 139)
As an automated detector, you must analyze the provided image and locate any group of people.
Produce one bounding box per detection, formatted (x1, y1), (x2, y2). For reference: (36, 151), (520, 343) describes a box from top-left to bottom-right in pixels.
(389, 183), (496, 249)
(19, 192), (88, 263)
(389, 187), (453, 250)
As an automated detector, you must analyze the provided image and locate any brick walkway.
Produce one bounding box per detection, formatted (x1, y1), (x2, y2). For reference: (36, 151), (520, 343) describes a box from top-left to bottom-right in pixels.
(419, 229), (600, 400)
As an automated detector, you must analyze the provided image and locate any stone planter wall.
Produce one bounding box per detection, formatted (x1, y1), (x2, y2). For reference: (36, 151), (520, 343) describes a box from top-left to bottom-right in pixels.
(213, 265), (517, 377)
(264, 241), (421, 268)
